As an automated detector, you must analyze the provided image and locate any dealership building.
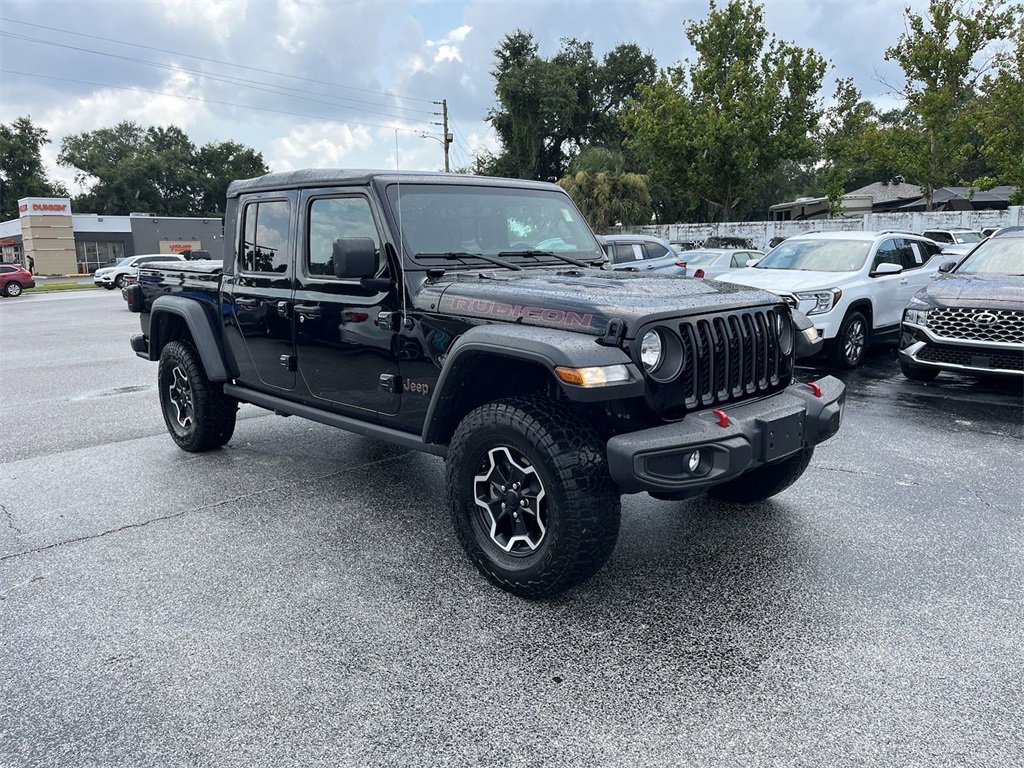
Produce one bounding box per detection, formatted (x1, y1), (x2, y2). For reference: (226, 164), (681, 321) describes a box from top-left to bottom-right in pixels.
(0, 197), (223, 275)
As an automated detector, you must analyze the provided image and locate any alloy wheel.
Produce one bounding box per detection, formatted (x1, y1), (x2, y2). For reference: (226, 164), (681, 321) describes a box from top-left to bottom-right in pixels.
(844, 318), (866, 365)
(472, 446), (547, 556)
(167, 366), (194, 429)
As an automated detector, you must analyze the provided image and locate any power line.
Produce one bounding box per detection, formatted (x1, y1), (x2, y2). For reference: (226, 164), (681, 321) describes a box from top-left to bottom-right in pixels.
(0, 31), (440, 125)
(0, 16), (437, 105)
(0, 69), (429, 134)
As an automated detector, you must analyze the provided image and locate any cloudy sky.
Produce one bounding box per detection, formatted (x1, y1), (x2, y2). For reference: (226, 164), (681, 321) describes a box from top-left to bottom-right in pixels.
(0, 0), (929, 195)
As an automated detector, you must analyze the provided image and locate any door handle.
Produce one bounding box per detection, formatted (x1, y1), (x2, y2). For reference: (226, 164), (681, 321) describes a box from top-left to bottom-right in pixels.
(294, 304), (321, 323)
(899, 278), (909, 285)
(276, 301), (290, 317)
(235, 297), (258, 307)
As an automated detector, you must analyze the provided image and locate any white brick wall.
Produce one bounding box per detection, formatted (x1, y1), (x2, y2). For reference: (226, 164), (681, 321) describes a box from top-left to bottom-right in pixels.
(616, 206), (1022, 250)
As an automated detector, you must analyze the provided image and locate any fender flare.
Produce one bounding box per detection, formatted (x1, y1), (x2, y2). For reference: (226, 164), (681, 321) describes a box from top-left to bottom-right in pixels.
(148, 295), (231, 381)
(421, 324), (643, 445)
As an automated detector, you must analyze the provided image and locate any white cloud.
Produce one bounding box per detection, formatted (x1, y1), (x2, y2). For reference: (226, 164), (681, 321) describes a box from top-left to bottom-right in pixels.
(160, 0), (249, 42)
(269, 122), (376, 171)
(434, 45), (462, 63)
(274, 0), (329, 54)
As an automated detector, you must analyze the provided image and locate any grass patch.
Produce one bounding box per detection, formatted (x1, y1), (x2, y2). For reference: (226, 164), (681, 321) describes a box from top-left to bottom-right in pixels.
(27, 282), (101, 293)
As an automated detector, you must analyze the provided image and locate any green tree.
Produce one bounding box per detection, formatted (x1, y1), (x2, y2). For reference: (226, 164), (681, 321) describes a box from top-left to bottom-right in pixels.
(557, 147), (652, 232)
(58, 122), (267, 216)
(973, 10), (1024, 201)
(623, 0), (827, 221)
(884, 0), (1017, 208)
(487, 32), (656, 181)
(0, 116), (67, 220)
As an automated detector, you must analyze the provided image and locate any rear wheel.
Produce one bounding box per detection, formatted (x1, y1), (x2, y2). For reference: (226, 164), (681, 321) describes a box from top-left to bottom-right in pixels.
(899, 357), (940, 381)
(708, 447), (815, 504)
(4, 282), (22, 297)
(158, 340), (237, 452)
(831, 310), (869, 368)
(446, 397), (621, 598)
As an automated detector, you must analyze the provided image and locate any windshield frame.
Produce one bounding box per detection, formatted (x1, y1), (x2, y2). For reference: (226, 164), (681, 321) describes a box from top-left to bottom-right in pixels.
(380, 180), (605, 271)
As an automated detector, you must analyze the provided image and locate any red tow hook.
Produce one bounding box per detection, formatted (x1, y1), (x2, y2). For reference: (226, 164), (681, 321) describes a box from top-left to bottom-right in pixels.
(711, 409), (730, 428)
(807, 381), (823, 398)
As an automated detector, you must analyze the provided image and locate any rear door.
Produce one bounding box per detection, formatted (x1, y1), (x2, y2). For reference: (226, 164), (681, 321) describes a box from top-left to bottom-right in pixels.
(222, 193), (297, 391)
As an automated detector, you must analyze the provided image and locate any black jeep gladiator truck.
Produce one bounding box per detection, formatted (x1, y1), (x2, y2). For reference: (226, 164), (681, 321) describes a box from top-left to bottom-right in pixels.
(128, 170), (844, 598)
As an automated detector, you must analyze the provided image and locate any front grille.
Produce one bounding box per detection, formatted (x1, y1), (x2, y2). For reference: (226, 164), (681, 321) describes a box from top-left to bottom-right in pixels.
(666, 307), (788, 412)
(918, 344), (1024, 372)
(927, 307), (1024, 345)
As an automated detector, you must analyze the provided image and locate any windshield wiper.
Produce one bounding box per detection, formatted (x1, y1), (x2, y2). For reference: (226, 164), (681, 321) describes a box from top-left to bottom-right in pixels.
(498, 249), (594, 268)
(415, 251), (524, 271)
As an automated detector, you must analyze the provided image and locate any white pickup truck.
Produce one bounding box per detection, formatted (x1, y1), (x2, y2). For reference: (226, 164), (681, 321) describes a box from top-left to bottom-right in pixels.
(716, 231), (945, 367)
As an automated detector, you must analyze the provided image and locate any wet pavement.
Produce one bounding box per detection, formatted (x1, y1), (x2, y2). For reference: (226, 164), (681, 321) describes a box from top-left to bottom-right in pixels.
(1, 290), (1022, 767)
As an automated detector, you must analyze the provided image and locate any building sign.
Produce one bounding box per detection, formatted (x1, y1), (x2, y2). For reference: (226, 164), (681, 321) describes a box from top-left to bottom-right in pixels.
(160, 240), (202, 254)
(18, 197), (73, 218)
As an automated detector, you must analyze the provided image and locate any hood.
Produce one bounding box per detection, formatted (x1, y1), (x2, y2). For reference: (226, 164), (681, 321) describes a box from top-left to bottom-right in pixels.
(413, 267), (780, 337)
(914, 273), (1024, 308)
(716, 267), (860, 293)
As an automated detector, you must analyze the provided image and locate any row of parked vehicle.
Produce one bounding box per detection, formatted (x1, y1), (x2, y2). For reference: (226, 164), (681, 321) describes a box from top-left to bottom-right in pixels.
(599, 228), (1023, 379)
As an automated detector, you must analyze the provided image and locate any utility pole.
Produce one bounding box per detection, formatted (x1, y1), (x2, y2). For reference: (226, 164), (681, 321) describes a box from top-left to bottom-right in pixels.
(433, 99), (454, 172)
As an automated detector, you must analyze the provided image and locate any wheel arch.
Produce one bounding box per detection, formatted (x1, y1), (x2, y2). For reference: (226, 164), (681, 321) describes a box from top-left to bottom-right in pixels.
(421, 325), (643, 446)
(149, 296), (231, 381)
(844, 299), (873, 330)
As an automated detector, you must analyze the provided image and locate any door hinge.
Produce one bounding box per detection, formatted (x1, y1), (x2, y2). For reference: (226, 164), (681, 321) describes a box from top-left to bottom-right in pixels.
(379, 373), (401, 394)
(279, 354), (297, 372)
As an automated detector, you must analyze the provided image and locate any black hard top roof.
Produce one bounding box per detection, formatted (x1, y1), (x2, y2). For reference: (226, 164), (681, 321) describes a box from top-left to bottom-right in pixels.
(227, 169), (562, 198)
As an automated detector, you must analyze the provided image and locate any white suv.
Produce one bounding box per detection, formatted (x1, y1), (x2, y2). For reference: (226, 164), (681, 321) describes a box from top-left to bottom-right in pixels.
(715, 232), (944, 367)
(93, 253), (185, 290)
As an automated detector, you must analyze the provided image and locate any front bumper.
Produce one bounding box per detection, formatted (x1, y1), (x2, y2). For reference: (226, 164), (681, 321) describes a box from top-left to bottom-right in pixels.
(899, 321), (1023, 376)
(94, 274), (114, 285)
(607, 376), (845, 494)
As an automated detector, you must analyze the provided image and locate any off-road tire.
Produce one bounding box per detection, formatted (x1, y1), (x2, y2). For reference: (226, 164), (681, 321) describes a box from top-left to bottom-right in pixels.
(707, 446), (815, 504)
(899, 357), (940, 381)
(446, 397), (621, 599)
(831, 310), (869, 368)
(4, 282), (23, 297)
(158, 340), (237, 452)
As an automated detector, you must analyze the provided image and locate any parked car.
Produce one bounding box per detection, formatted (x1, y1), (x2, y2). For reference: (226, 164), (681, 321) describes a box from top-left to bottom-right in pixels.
(704, 235), (754, 249)
(922, 228), (985, 246)
(716, 231), (945, 367)
(599, 235), (688, 275)
(684, 248), (765, 280)
(0, 263), (35, 297)
(669, 240), (698, 253)
(94, 254), (186, 290)
(899, 229), (1023, 380)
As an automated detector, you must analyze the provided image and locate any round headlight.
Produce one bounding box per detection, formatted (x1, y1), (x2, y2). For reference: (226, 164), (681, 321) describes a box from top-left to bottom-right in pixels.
(640, 330), (664, 372)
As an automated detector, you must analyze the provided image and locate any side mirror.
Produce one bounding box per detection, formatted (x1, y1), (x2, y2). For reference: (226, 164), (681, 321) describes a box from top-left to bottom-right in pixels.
(332, 238), (378, 279)
(745, 258), (760, 267)
(938, 260), (957, 273)
(871, 262), (903, 277)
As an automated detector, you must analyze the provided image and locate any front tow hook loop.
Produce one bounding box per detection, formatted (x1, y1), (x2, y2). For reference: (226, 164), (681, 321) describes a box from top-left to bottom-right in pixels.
(711, 409), (730, 428)
(807, 381), (823, 398)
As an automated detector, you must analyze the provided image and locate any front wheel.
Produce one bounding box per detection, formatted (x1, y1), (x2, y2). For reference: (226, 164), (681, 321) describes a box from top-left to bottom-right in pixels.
(114, 274), (127, 289)
(707, 446), (814, 504)
(831, 311), (869, 368)
(446, 398), (621, 598)
(158, 340), (237, 452)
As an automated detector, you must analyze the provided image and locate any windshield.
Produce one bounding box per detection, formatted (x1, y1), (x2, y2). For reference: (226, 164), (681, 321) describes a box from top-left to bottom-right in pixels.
(954, 232), (983, 244)
(756, 239), (871, 272)
(955, 238), (1023, 275)
(682, 250), (723, 267)
(386, 184), (603, 266)
(113, 257), (133, 267)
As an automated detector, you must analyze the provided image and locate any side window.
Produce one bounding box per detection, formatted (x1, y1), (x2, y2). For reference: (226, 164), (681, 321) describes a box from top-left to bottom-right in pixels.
(872, 239), (901, 270)
(902, 240), (927, 269)
(241, 200), (290, 273)
(0, 266), (13, 273)
(731, 252), (748, 268)
(643, 242), (670, 259)
(612, 244), (635, 263)
(631, 244), (644, 261)
(925, 231), (952, 244)
(308, 197), (381, 277)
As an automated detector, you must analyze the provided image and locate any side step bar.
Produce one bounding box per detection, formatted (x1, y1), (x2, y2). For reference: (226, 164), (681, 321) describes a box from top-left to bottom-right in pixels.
(223, 384), (447, 458)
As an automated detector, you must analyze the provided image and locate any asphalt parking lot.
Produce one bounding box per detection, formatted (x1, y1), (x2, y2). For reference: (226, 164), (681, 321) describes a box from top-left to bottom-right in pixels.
(1, 289), (1022, 767)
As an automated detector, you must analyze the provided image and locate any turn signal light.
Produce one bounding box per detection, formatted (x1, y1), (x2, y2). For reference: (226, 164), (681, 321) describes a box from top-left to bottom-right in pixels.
(555, 364), (630, 387)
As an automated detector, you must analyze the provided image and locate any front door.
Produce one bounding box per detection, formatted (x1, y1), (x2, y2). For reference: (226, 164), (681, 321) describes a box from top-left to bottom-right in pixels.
(868, 238), (904, 330)
(222, 194), (297, 391)
(293, 190), (400, 416)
